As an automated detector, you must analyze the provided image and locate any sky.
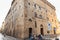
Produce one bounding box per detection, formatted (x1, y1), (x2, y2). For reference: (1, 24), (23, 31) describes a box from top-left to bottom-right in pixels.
(47, 0), (60, 21)
(0, 0), (12, 27)
(0, 0), (60, 27)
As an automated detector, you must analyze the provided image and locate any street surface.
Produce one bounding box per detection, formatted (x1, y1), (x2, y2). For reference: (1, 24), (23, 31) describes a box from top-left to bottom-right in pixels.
(0, 33), (20, 40)
(0, 33), (60, 40)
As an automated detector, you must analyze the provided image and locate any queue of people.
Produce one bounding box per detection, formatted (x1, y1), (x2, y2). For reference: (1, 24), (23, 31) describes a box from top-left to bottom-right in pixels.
(29, 34), (43, 40)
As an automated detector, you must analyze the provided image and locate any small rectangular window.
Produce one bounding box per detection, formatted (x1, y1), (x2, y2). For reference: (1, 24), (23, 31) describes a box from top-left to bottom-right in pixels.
(35, 21), (37, 28)
(34, 12), (37, 17)
(52, 19), (53, 22)
(25, 14), (27, 17)
(28, 3), (30, 5)
(39, 15), (42, 19)
(47, 17), (49, 20)
(39, 6), (41, 10)
(34, 4), (36, 8)
(46, 10), (47, 13)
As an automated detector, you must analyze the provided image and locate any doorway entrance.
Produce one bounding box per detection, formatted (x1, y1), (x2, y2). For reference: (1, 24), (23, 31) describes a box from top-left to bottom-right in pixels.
(40, 24), (44, 35)
(29, 28), (32, 38)
(41, 28), (44, 35)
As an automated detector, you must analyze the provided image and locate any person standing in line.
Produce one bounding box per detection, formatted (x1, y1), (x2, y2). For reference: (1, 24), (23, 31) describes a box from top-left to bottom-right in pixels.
(38, 34), (43, 40)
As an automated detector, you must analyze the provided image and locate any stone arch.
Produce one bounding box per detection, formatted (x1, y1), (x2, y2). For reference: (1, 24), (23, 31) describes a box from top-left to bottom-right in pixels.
(40, 24), (44, 35)
(29, 28), (32, 38)
(40, 24), (43, 28)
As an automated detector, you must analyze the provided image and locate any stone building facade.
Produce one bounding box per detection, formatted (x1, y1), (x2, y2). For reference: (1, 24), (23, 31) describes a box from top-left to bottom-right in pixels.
(2, 0), (58, 39)
(56, 22), (60, 34)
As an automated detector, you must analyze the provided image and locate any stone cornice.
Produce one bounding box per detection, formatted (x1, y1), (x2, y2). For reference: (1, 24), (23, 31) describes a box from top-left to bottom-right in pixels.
(41, 0), (55, 10)
(11, 0), (15, 5)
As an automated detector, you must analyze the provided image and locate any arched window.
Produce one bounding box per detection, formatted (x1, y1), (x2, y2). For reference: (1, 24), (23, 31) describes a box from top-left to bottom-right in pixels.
(29, 19), (32, 22)
(40, 24), (43, 28)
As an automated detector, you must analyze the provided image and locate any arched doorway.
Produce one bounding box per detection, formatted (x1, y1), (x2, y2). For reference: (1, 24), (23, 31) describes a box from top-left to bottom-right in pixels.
(29, 28), (32, 38)
(40, 24), (44, 35)
(54, 27), (56, 34)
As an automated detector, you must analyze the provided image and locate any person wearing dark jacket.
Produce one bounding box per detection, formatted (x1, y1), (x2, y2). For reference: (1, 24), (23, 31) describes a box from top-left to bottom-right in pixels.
(38, 34), (43, 40)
